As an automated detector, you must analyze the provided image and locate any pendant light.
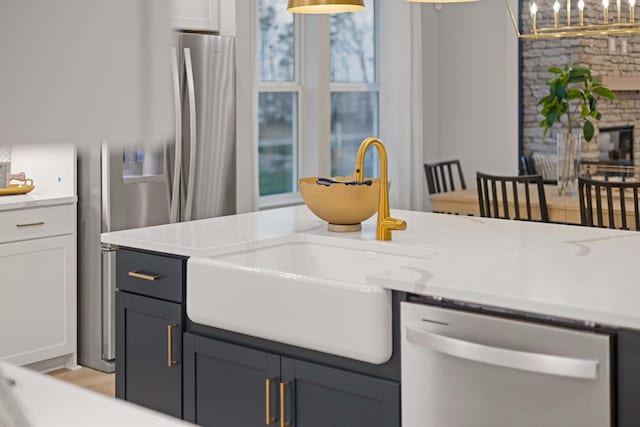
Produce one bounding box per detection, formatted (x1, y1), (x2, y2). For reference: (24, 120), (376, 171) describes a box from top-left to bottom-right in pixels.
(287, 0), (365, 14)
(405, 0), (479, 3)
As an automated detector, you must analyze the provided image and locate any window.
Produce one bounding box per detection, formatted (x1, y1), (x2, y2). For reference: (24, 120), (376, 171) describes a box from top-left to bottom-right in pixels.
(258, 0), (300, 197)
(330, 2), (378, 178)
(257, 1), (379, 202)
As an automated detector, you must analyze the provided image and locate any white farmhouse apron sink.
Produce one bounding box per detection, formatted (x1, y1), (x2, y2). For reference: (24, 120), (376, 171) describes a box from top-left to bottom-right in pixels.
(186, 236), (428, 364)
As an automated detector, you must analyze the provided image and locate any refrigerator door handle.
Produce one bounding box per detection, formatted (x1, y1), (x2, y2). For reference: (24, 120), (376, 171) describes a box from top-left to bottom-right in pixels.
(183, 47), (197, 222)
(170, 47), (182, 224)
(100, 145), (115, 361)
(101, 245), (117, 361)
(100, 143), (111, 233)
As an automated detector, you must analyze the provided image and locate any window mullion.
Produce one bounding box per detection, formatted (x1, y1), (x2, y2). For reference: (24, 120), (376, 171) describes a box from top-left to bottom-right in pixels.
(258, 84), (302, 93)
(300, 14), (331, 179)
(329, 83), (379, 92)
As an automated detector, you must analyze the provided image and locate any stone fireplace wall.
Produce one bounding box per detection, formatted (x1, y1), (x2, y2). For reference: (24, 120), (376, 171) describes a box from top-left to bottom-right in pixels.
(520, 0), (640, 164)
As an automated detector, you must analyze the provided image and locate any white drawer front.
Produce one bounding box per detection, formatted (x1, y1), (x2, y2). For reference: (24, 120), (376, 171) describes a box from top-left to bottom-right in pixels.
(0, 203), (75, 244)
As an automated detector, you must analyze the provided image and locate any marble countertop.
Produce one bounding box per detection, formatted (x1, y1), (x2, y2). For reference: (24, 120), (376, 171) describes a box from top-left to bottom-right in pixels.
(102, 206), (640, 330)
(0, 193), (76, 211)
(0, 362), (190, 427)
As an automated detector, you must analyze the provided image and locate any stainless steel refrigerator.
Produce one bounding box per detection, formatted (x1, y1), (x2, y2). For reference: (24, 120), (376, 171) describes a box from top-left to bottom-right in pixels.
(78, 33), (236, 372)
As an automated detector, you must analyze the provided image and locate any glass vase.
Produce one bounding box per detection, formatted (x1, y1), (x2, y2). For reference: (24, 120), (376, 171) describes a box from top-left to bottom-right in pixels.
(557, 131), (581, 196)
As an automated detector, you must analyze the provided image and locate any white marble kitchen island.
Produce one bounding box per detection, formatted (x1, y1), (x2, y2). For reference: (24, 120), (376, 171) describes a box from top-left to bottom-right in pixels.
(102, 205), (640, 330)
(101, 206), (640, 426)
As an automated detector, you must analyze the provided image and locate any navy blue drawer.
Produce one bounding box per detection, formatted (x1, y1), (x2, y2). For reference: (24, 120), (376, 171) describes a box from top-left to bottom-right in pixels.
(116, 249), (185, 303)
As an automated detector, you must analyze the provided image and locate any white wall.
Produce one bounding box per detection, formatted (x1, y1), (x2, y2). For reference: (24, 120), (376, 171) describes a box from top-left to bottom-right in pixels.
(379, 1), (422, 211)
(422, 0), (519, 196)
(226, 0), (260, 214)
(11, 144), (76, 196)
(421, 4), (440, 211)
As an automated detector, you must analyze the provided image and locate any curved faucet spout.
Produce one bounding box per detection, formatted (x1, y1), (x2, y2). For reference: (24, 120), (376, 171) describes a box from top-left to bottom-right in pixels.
(353, 137), (407, 241)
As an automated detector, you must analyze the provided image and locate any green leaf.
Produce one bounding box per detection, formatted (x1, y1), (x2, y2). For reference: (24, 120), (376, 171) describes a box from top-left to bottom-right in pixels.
(568, 67), (589, 83)
(591, 111), (602, 120)
(567, 88), (582, 100)
(581, 105), (589, 116)
(548, 67), (563, 74)
(571, 66), (590, 75)
(567, 76), (586, 84)
(583, 120), (595, 142)
(552, 81), (567, 100)
(538, 95), (553, 105)
(593, 86), (616, 99)
(560, 103), (569, 115)
(546, 111), (560, 126)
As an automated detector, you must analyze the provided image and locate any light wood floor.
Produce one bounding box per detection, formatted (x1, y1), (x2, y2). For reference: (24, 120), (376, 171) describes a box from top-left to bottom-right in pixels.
(48, 367), (115, 398)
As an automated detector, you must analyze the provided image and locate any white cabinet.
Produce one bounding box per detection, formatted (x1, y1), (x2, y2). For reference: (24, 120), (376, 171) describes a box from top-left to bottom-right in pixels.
(172, 0), (219, 32)
(0, 202), (76, 369)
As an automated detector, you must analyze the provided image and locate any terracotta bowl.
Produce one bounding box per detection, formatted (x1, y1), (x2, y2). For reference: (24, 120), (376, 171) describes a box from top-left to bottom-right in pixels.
(299, 176), (380, 232)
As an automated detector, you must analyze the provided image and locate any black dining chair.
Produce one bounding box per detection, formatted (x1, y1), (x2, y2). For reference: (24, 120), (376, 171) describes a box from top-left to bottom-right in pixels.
(424, 160), (466, 195)
(520, 155), (536, 175)
(578, 176), (640, 231)
(476, 172), (550, 222)
(581, 160), (636, 181)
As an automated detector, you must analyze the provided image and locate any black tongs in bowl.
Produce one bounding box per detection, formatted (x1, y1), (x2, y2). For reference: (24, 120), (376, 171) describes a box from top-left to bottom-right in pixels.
(316, 177), (373, 186)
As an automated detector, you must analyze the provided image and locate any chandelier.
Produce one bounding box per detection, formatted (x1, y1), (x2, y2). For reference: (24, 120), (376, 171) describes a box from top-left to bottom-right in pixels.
(505, 0), (640, 39)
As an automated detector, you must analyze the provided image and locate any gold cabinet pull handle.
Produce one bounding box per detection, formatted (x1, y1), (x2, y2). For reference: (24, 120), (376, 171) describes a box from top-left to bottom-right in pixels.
(265, 378), (277, 425)
(128, 271), (160, 281)
(167, 324), (177, 367)
(280, 382), (290, 427)
(16, 221), (45, 228)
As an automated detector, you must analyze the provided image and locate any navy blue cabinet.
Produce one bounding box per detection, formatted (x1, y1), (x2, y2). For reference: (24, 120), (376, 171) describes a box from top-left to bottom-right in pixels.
(183, 333), (280, 426)
(115, 248), (186, 418)
(116, 291), (182, 417)
(115, 248), (399, 426)
(183, 333), (400, 427)
(281, 357), (400, 427)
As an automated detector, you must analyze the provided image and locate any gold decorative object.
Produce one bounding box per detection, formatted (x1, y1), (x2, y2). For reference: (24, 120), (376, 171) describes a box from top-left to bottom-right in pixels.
(506, 0), (640, 38)
(287, 0), (364, 14)
(299, 176), (380, 232)
(353, 137), (407, 241)
(0, 178), (35, 196)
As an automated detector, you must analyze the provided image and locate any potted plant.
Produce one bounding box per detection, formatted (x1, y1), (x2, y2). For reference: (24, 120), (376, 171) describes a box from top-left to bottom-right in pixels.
(538, 64), (616, 195)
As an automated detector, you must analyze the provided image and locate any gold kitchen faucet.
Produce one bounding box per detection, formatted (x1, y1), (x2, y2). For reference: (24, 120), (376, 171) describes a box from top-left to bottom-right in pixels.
(353, 137), (407, 241)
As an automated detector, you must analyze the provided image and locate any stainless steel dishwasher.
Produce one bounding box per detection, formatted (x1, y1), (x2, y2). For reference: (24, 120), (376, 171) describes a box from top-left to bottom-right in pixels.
(401, 302), (612, 427)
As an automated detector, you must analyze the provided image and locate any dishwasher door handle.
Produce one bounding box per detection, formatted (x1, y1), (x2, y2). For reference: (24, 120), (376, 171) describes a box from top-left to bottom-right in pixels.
(406, 326), (599, 380)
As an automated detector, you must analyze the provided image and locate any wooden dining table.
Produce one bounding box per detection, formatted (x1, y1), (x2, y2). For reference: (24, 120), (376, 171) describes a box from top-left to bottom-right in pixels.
(430, 185), (584, 224)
